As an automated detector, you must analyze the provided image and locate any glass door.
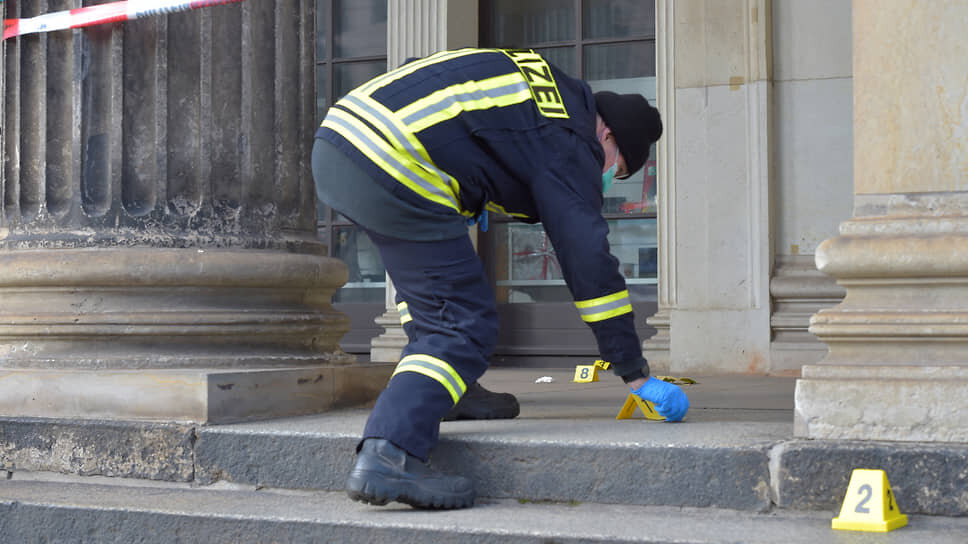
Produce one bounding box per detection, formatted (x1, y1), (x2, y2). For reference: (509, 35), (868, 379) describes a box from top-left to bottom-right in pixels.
(315, 0), (388, 353)
(480, 0), (658, 358)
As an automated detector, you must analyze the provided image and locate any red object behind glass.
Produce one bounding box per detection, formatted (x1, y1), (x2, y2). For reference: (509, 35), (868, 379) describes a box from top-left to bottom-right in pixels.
(618, 159), (656, 214)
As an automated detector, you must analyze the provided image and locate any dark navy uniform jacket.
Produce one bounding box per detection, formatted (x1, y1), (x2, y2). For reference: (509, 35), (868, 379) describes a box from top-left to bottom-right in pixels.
(315, 48), (646, 378)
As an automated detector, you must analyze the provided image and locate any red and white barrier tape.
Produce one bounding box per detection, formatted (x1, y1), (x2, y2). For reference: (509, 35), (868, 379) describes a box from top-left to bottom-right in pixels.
(3, 0), (244, 41)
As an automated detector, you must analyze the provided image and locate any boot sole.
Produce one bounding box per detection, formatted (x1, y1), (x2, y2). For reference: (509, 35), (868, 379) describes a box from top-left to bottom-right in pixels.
(443, 401), (520, 421)
(442, 409), (518, 421)
(346, 470), (475, 510)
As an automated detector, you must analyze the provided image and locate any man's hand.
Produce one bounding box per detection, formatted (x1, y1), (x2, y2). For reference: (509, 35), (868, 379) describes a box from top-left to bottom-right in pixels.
(631, 377), (689, 422)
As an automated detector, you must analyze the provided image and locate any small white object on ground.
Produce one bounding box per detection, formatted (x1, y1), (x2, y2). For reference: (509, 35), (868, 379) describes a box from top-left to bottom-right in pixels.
(534, 376), (554, 383)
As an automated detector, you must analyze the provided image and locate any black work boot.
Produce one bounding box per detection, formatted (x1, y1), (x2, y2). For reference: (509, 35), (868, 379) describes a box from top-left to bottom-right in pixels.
(444, 382), (520, 421)
(345, 439), (475, 509)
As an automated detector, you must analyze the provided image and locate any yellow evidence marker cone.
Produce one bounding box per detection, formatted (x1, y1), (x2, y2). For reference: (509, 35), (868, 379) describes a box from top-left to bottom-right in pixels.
(573, 360), (611, 383)
(616, 393), (665, 421)
(573, 365), (599, 383)
(831, 469), (908, 532)
(572, 360), (673, 421)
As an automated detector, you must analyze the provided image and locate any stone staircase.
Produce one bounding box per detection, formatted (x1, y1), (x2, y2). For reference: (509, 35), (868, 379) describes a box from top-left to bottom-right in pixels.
(4, 480), (968, 543)
(2, 370), (967, 542)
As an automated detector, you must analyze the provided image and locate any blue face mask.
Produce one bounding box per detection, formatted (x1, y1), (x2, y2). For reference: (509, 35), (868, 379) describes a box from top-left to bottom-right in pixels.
(598, 126), (621, 194)
(602, 162), (618, 194)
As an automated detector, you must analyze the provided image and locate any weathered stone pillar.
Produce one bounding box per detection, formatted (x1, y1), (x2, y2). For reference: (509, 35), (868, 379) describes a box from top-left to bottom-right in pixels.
(370, 0), (478, 363)
(797, 0), (968, 441)
(641, 0), (675, 374)
(0, 0), (390, 423)
(644, 0), (774, 374)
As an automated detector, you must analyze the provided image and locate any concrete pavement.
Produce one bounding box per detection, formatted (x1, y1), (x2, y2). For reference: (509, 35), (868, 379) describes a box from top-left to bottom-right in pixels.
(473, 367), (795, 423)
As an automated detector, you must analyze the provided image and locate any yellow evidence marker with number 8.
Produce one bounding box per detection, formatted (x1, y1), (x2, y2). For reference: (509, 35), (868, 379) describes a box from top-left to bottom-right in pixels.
(573, 365), (598, 383)
(832, 469), (907, 532)
(573, 360), (611, 383)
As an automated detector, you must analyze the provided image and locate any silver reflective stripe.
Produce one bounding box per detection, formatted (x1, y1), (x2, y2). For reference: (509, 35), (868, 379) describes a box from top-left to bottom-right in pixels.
(342, 95), (457, 189)
(324, 113), (452, 206)
(577, 297), (630, 318)
(398, 303), (412, 324)
(393, 356), (467, 404)
(400, 81), (531, 126)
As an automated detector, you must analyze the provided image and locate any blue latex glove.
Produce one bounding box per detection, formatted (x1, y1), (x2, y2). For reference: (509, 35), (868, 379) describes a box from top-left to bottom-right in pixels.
(631, 377), (689, 422)
(466, 211), (488, 232)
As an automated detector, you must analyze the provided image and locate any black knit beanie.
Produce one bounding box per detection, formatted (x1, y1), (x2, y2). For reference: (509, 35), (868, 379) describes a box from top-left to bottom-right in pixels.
(594, 91), (662, 178)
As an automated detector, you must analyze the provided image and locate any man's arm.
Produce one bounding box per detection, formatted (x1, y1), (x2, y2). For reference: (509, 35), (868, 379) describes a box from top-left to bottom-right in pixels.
(530, 130), (688, 420)
(529, 132), (648, 381)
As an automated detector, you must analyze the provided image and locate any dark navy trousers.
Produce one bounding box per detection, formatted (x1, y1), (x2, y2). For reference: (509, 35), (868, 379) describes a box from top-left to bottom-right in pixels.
(362, 230), (498, 461)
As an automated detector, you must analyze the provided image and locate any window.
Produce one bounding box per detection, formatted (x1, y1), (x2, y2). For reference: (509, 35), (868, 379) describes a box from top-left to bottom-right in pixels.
(315, 0), (388, 303)
(481, 0), (658, 305)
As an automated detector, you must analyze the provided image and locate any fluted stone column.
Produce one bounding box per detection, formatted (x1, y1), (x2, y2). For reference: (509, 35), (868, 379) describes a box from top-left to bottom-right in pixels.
(0, 0), (390, 423)
(641, 0), (675, 374)
(370, 0), (478, 363)
(797, 0), (968, 442)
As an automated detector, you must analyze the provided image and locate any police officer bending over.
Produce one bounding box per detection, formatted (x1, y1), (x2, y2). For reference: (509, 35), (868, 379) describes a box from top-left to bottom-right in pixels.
(312, 48), (689, 510)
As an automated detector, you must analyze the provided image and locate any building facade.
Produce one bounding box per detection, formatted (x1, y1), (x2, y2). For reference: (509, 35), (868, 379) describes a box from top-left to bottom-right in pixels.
(315, 0), (968, 444)
(315, 0), (852, 376)
(3, 0), (966, 443)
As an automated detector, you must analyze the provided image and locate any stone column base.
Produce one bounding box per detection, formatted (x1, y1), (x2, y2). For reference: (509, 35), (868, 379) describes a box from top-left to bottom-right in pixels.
(769, 256), (845, 374)
(0, 247), (392, 422)
(0, 248), (353, 367)
(369, 272), (407, 364)
(795, 364), (968, 442)
(370, 310), (407, 364)
(0, 363), (394, 424)
(800, 196), (968, 443)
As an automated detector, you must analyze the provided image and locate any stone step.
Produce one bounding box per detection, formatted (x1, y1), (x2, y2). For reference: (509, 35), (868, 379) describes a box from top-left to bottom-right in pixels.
(3, 372), (967, 516)
(190, 410), (968, 516)
(193, 411), (786, 512)
(3, 479), (967, 543)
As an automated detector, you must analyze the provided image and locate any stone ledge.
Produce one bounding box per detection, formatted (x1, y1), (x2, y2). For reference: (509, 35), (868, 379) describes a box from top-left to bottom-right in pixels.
(815, 227), (968, 278)
(3, 416), (968, 516)
(774, 439), (968, 516)
(0, 363), (394, 423)
(795, 366), (968, 443)
(853, 191), (968, 220)
(432, 440), (773, 511)
(194, 431), (358, 490)
(0, 248), (351, 367)
(0, 418), (195, 482)
(3, 481), (968, 544)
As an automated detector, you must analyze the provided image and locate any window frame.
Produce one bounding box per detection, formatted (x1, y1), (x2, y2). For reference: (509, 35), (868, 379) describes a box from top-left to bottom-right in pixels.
(314, 0), (388, 272)
(479, 0), (657, 224)
(314, 0), (389, 349)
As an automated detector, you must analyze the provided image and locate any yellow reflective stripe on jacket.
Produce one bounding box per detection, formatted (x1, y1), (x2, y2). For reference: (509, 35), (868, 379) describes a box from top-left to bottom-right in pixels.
(324, 48), (567, 217)
(392, 354), (467, 405)
(397, 301), (412, 325)
(574, 290), (633, 323)
(396, 73), (532, 133)
(321, 108), (462, 213)
(485, 201), (531, 219)
(340, 94), (465, 211)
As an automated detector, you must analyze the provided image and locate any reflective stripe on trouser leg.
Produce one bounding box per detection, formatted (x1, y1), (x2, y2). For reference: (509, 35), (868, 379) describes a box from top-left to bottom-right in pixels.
(574, 289), (633, 322)
(392, 354), (467, 404)
(397, 301), (413, 325)
(362, 231), (497, 461)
